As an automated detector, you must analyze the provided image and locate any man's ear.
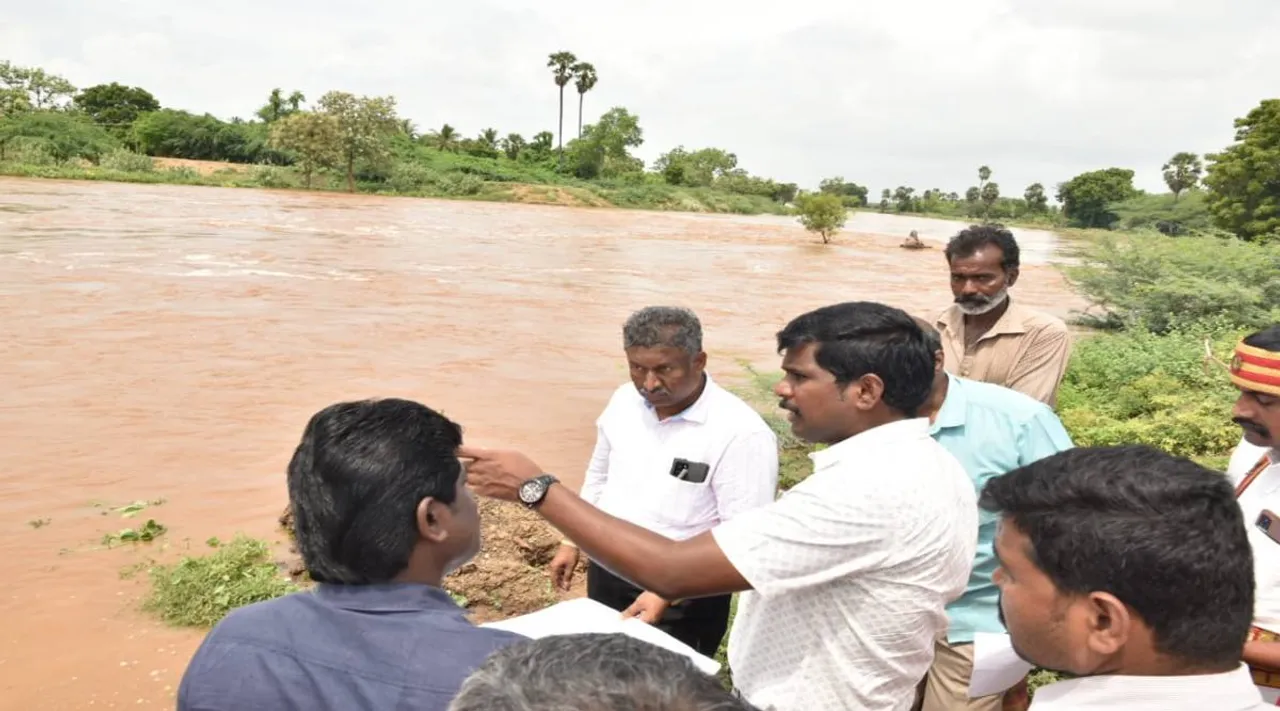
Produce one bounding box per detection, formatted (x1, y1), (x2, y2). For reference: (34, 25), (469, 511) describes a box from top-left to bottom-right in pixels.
(854, 374), (885, 411)
(416, 497), (450, 544)
(1083, 591), (1131, 658)
(693, 350), (708, 371)
(1006, 266), (1020, 288)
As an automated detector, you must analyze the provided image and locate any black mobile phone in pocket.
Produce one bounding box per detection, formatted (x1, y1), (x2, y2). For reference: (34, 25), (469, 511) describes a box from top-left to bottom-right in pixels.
(670, 458), (710, 484)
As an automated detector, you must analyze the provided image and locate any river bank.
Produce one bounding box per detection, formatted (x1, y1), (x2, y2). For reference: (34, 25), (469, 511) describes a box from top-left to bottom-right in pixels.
(0, 156), (793, 216)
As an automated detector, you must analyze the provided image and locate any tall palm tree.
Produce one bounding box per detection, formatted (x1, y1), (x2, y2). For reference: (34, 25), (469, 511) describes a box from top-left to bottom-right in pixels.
(547, 51), (577, 168)
(287, 91), (306, 112)
(571, 62), (598, 139)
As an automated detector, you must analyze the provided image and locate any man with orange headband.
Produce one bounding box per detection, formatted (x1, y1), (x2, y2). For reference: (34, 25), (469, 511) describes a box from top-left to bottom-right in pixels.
(1226, 325), (1280, 704)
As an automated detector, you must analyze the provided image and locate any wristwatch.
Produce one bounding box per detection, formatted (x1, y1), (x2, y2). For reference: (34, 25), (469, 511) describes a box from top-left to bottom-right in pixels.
(517, 474), (559, 508)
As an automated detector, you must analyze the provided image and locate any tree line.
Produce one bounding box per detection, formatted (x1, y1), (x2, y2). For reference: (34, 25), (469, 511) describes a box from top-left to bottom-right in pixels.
(1, 57), (1276, 241)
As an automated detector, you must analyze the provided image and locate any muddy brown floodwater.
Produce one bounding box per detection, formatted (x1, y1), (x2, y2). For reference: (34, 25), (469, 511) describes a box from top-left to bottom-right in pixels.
(0, 177), (1086, 709)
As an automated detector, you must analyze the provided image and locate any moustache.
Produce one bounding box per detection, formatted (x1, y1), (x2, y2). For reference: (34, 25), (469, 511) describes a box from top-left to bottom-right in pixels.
(1235, 417), (1271, 436)
(778, 400), (798, 414)
(640, 388), (670, 398)
(956, 294), (993, 306)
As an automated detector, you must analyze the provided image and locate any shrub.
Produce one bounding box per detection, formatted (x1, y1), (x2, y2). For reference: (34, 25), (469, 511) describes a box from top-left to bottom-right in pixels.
(143, 536), (298, 627)
(434, 172), (483, 196)
(386, 161), (437, 193)
(99, 148), (155, 172)
(1, 136), (58, 165)
(249, 165), (294, 189)
(1057, 325), (1244, 461)
(1064, 231), (1280, 332)
(0, 111), (120, 162)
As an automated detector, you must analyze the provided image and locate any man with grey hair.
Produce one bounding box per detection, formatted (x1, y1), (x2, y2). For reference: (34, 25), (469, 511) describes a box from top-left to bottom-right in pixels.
(549, 306), (778, 655)
(449, 633), (759, 711)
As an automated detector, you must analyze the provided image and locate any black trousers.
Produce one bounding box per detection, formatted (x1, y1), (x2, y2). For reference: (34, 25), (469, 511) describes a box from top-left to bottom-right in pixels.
(587, 561), (732, 656)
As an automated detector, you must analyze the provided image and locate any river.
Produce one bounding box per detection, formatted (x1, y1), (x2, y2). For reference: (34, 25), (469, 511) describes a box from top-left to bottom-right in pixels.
(0, 177), (1084, 708)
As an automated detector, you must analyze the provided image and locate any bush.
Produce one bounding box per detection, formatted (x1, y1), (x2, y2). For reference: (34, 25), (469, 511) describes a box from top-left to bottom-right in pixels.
(434, 172), (483, 196)
(250, 165), (294, 189)
(0, 111), (120, 162)
(1065, 231), (1280, 333)
(387, 161), (437, 193)
(1057, 326), (1244, 461)
(143, 536), (298, 627)
(1, 136), (58, 165)
(99, 148), (155, 172)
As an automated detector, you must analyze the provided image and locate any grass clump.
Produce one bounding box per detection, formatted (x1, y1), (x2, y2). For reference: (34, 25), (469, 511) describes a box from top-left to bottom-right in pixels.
(143, 535), (299, 627)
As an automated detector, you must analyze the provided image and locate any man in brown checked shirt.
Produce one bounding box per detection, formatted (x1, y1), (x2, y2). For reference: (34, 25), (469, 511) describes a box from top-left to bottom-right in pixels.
(934, 225), (1071, 408)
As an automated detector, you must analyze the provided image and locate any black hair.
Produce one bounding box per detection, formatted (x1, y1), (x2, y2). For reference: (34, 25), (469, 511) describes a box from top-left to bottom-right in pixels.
(287, 398), (464, 584)
(1244, 325), (1280, 352)
(776, 301), (935, 416)
(980, 445), (1254, 668)
(944, 224), (1021, 271)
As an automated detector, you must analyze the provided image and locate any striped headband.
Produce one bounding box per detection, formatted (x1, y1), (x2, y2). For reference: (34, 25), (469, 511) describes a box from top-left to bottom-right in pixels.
(1230, 341), (1280, 397)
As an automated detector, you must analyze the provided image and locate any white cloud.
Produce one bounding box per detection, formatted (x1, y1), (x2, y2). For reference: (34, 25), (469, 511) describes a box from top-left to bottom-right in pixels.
(5, 0), (1278, 195)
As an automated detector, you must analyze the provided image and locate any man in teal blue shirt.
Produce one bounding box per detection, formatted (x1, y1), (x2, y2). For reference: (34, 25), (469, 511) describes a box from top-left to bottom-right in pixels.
(913, 319), (1074, 711)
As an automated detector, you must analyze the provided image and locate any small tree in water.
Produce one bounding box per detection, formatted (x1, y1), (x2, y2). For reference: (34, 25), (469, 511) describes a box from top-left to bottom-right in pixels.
(796, 193), (847, 244)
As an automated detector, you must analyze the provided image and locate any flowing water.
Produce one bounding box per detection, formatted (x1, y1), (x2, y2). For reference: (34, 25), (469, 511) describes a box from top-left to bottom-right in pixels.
(0, 177), (1085, 708)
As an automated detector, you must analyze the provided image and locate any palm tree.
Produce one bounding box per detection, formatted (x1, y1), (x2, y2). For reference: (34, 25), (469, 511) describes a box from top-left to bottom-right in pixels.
(257, 88), (286, 123)
(400, 119), (418, 140)
(479, 128), (499, 150)
(547, 51), (577, 168)
(287, 91), (306, 112)
(571, 61), (598, 139)
(426, 124), (460, 152)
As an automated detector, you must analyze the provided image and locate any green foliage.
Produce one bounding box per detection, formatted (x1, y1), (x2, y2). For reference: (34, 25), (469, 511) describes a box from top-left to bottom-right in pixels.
(250, 165), (295, 189)
(1162, 151), (1203, 199)
(1108, 191), (1213, 235)
(74, 83), (160, 136)
(0, 111), (119, 161)
(0, 60), (76, 109)
(316, 91), (400, 192)
(102, 519), (167, 546)
(1064, 231), (1280, 332)
(1057, 168), (1139, 228)
(130, 109), (287, 164)
(565, 106), (644, 179)
(1204, 99), (1280, 243)
(256, 88), (306, 123)
(143, 535), (299, 627)
(1, 136), (57, 165)
(655, 146), (737, 187)
(1058, 326), (1244, 459)
(269, 111), (341, 188)
(99, 148), (154, 172)
(818, 177), (869, 207)
(1024, 183), (1048, 212)
(795, 193), (848, 243)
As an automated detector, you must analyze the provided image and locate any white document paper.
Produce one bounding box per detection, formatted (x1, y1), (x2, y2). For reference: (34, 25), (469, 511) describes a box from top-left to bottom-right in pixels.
(481, 597), (722, 676)
(968, 632), (1035, 698)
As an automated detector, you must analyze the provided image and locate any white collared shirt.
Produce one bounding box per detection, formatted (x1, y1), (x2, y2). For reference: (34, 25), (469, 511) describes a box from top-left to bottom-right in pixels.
(711, 418), (978, 711)
(1029, 665), (1270, 710)
(579, 375), (778, 541)
(1227, 438), (1280, 634)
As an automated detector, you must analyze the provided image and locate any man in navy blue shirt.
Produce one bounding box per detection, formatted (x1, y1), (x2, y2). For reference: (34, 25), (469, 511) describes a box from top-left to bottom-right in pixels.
(178, 398), (524, 711)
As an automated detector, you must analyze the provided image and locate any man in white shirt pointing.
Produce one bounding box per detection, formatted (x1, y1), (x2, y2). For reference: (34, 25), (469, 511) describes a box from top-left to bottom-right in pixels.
(462, 301), (978, 711)
(550, 305), (779, 655)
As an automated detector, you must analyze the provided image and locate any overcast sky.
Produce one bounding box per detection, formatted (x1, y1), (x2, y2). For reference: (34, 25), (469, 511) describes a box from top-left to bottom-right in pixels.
(5, 0), (1278, 195)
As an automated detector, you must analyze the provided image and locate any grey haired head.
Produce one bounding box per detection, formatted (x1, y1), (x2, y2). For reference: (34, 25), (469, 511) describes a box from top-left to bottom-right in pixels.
(622, 306), (703, 356)
(448, 633), (759, 711)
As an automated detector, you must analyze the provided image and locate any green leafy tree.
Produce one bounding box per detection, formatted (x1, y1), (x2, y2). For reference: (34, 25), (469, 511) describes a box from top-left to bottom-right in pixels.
(425, 123), (460, 152)
(892, 186), (916, 213)
(268, 111), (340, 188)
(73, 83), (159, 137)
(129, 109), (285, 163)
(980, 182), (1001, 218)
(878, 188), (891, 213)
(1204, 99), (1280, 242)
(572, 61), (598, 139)
(1056, 168), (1139, 228)
(978, 165), (992, 185)
(1162, 152), (1203, 201)
(655, 146), (738, 187)
(501, 133), (526, 160)
(315, 91), (399, 192)
(564, 106), (643, 179)
(0, 86), (32, 117)
(256, 89), (306, 123)
(796, 193), (848, 244)
(1024, 183), (1048, 212)
(818, 177), (869, 208)
(0, 61), (76, 109)
(521, 131), (555, 162)
(547, 51), (577, 168)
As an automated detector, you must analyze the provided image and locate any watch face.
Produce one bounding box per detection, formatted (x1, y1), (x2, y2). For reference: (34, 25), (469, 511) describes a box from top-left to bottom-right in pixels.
(518, 479), (543, 504)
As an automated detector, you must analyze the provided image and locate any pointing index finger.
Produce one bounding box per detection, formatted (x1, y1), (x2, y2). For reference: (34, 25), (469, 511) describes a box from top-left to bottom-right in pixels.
(455, 445), (489, 461)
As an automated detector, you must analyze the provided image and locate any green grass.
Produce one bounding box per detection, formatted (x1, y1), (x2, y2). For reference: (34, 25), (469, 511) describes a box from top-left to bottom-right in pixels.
(142, 535), (299, 627)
